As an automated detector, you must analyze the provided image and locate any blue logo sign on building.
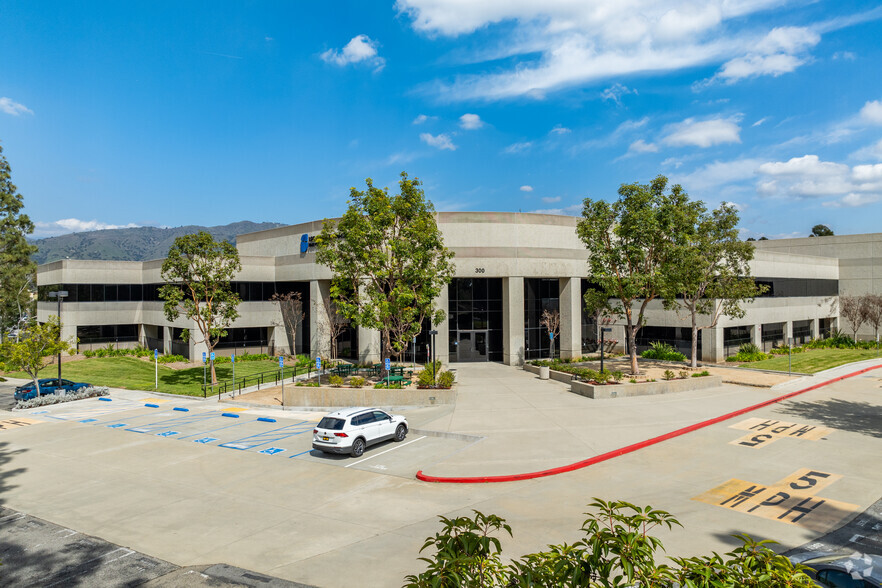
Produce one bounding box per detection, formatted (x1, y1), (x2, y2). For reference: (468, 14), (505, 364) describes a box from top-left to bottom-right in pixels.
(300, 234), (309, 253)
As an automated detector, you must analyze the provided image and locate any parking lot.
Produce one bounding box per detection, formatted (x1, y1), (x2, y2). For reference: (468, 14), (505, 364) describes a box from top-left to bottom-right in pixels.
(0, 361), (880, 587)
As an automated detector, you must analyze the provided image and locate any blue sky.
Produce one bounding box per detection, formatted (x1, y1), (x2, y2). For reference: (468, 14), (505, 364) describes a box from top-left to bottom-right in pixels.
(2, 0), (881, 239)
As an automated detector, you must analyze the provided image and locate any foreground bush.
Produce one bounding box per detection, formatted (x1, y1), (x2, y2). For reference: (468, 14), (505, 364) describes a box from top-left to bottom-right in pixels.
(403, 499), (813, 587)
(15, 386), (110, 410)
(640, 341), (687, 362)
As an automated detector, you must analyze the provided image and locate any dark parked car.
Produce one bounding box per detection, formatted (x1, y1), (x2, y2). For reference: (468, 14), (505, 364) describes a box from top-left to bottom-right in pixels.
(789, 551), (882, 587)
(14, 378), (92, 401)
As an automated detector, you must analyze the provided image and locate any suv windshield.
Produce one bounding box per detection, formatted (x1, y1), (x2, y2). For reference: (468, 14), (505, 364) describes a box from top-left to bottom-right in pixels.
(317, 417), (345, 430)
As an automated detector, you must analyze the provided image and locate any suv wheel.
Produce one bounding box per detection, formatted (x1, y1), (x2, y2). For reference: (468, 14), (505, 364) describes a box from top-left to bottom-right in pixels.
(350, 437), (366, 457)
(394, 424), (407, 442)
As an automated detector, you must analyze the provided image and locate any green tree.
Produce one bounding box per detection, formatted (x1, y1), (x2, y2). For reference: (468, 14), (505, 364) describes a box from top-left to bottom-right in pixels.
(405, 500), (815, 587)
(0, 316), (74, 396)
(577, 176), (687, 375)
(0, 144), (37, 339)
(662, 202), (767, 368)
(316, 172), (454, 361)
(810, 224), (834, 237)
(159, 231), (242, 384)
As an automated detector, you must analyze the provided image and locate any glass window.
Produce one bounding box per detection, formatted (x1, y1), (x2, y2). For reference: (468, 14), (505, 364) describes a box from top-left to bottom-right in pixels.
(104, 284), (118, 302)
(77, 283), (91, 302)
(317, 417), (344, 430)
(372, 410), (389, 421)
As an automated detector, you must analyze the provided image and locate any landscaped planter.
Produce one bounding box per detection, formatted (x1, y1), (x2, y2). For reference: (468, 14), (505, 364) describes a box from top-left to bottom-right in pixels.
(282, 386), (456, 407)
(571, 375), (723, 399)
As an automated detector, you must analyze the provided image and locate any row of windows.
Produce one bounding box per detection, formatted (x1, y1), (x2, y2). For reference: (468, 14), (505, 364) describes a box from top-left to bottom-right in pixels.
(77, 324), (138, 343)
(754, 278), (838, 298)
(38, 282), (309, 303)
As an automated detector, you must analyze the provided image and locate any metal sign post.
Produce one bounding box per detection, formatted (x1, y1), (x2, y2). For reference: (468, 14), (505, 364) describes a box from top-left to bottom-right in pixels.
(316, 356), (322, 386)
(202, 352), (207, 388)
(231, 353), (236, 394)
(788, 337), (793, 376)
(154, 349), (159, 390)
(48, 290), (68, 383)
(600, 327), (613, 373)
(549, 332), (555, 359)
(429, 330), (438, 386)
(210, 352), (215, 396)
(412, 336), (416, 369)
(385, 357), (391, 388)
(279, 355), (285, 406)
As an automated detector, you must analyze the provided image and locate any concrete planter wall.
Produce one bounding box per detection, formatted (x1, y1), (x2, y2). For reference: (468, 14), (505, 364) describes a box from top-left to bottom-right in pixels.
(571, 375), (723, 399)
(281, 386), (456, 408)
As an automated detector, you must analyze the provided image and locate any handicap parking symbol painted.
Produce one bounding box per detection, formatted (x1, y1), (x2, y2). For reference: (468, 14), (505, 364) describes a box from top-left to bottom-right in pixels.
(258, 447), (286, 456)
(156, 431), (179, 437)
(107, 423), (126, 428)
(193, 437), (219, 444)
(79, 418), (98, 423)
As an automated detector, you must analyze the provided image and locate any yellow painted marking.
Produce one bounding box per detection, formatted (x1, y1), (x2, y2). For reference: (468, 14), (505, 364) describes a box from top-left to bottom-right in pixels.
(692, 469), (858, 528)
(729, 418), (832, 449)
(730, 432), (783, 449)
(0, 417), (43, 431)
(141, 398), (172, 403)
(219, 407), (248, 412)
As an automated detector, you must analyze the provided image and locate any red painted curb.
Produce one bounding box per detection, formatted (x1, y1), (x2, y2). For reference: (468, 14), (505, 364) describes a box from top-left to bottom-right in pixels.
(415, 364), (881, 484)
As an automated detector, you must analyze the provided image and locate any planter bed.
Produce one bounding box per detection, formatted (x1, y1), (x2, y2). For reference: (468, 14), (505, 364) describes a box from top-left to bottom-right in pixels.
(523, 363), (722, 399)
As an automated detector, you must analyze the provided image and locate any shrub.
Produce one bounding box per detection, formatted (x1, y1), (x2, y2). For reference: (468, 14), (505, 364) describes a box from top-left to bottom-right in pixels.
(738, 342), (761, 355)
(329, 375), (343, 387)
(663, 369), (675, 381)
(349, 376), (365, 388)
(692, 370), (711, 377)
(641, 341), (687, 362)
(417, 368), (437, 387)
(436, 371), (455, 388)
(238, 352), (272, 362)
(629, 378), (637, 384)
(295, 381), (320, 387)
(15, 386), (109, 409)
(610, 370), (623, 383)
(726, 350), (771, 362)
(375, 380), (403, 389)
(157, 354), (187, 364)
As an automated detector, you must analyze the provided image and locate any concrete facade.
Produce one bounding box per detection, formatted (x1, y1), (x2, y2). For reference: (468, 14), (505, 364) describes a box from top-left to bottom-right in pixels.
(36, 212), (865, 365)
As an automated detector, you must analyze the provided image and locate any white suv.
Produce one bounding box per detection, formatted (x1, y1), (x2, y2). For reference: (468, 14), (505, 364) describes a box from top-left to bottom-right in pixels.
(312, 407), (408, 457)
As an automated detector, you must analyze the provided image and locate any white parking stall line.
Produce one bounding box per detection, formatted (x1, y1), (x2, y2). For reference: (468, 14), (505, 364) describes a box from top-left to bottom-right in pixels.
(344, 436), (426, 468)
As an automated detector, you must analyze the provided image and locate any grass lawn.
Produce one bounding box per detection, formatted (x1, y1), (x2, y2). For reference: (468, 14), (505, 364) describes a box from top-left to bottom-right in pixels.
(739, 347), (881, 374)
(2, 357), (294, 396)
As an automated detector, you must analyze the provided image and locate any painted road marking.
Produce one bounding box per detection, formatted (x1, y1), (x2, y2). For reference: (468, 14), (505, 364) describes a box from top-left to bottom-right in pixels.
(219, 407), (248, 412)
(193, 437), (219, 444)
(258, 447), (286, 455)
(344, 436), (426, 468)
(288, 449), (313, 458)
(140, 398), (172, 403)
(126, 412), (222, 433)
(0, 417), (43, 431)
(218, 422), (314, 451)
(155, 431), (180, 437)
(693, 468), (858, 527)
(729, 418), (832, 449)
(175, 419), (252, 440)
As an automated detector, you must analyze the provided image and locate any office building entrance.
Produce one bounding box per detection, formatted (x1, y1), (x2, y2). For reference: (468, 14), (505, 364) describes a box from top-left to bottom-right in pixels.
(456, 330), (489, 362)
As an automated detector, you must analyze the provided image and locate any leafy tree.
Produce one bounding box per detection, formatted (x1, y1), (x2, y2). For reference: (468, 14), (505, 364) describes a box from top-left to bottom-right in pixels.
(316, 172), (454, 361)
(0, 316), (74, 396)
(577, 176), (688, 375)
(0, 144), (37, 339)
(539, 309), (560, 359)
(838, 295), (867, 340)
(270, 290), (305, 355)
(159, 231), (242, 384)
(810, 224), (834, 237)
(405, 499), (815, 587)
(863, 294), (882, 343)
(758, 236), (769, 240)
(662, 202), (767, 368)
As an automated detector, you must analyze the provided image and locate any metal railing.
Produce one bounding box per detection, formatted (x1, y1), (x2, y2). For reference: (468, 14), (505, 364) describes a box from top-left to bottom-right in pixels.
(201, 362), (323, 398)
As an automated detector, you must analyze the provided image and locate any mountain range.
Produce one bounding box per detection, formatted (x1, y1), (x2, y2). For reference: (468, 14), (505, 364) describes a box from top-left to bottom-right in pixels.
(30, 221), (286, 265)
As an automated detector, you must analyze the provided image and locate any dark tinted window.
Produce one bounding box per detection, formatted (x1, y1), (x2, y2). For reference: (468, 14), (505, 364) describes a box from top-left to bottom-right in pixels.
(372, 410), (390, 421)
(317, 417), (345, 430)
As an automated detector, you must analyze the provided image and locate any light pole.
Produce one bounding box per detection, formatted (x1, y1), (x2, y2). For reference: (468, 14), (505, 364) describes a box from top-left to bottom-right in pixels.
(429, 329), (438, 386)
(600, 327), (612, 373)
(49, 290), (68, 383)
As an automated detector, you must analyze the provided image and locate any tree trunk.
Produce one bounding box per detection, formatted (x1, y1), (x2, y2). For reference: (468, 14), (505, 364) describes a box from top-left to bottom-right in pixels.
(627, 323), (639, 375)
(691, 315), (699, 369)
(210, 359), (218, 385)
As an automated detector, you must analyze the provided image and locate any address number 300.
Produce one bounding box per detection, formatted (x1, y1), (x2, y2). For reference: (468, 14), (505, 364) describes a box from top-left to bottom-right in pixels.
(474, 268), (486, 274)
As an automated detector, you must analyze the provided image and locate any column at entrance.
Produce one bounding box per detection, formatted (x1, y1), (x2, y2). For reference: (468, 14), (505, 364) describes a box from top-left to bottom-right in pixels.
(559, 277), (582, 359)
(502, 277), (525, 366)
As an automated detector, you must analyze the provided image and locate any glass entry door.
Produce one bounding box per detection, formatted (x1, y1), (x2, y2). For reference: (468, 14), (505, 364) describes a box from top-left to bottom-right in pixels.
(457, 330), (488, 362)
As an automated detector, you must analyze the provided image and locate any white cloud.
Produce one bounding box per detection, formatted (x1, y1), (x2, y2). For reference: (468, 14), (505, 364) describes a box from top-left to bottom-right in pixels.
(542, 196), (561, 203)
(662, 117), (741, 148)
(628, 139), (658, 154)
(386, 151), (421, 165)
(549, 125), (571, 135)
(851, 138), (882, 161)
(833, 51), (856, 60)
(459, 113), (484, 130)
(34, 218), (144, 238)
(0, 97), (33, 116)
(528, 204), (582, 216)
(420, 132), (456, 150)
(503, 141), (533, 154)
(412, 114), (436, 125)
(675, 158), (764, 192)
(752, 117), (769, 127)
(397, 1), (837, 101)
(859, 100), (882, 124)
(601, 83), (638, 104)
(321, 35), (385, 71)
(519, 185), (533, 192)
(703, 27), (820, 85)
(756, 155), (882, 206)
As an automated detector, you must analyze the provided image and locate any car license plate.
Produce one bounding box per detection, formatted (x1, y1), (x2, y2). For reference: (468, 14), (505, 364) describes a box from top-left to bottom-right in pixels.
(322, 436), (330, 441)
